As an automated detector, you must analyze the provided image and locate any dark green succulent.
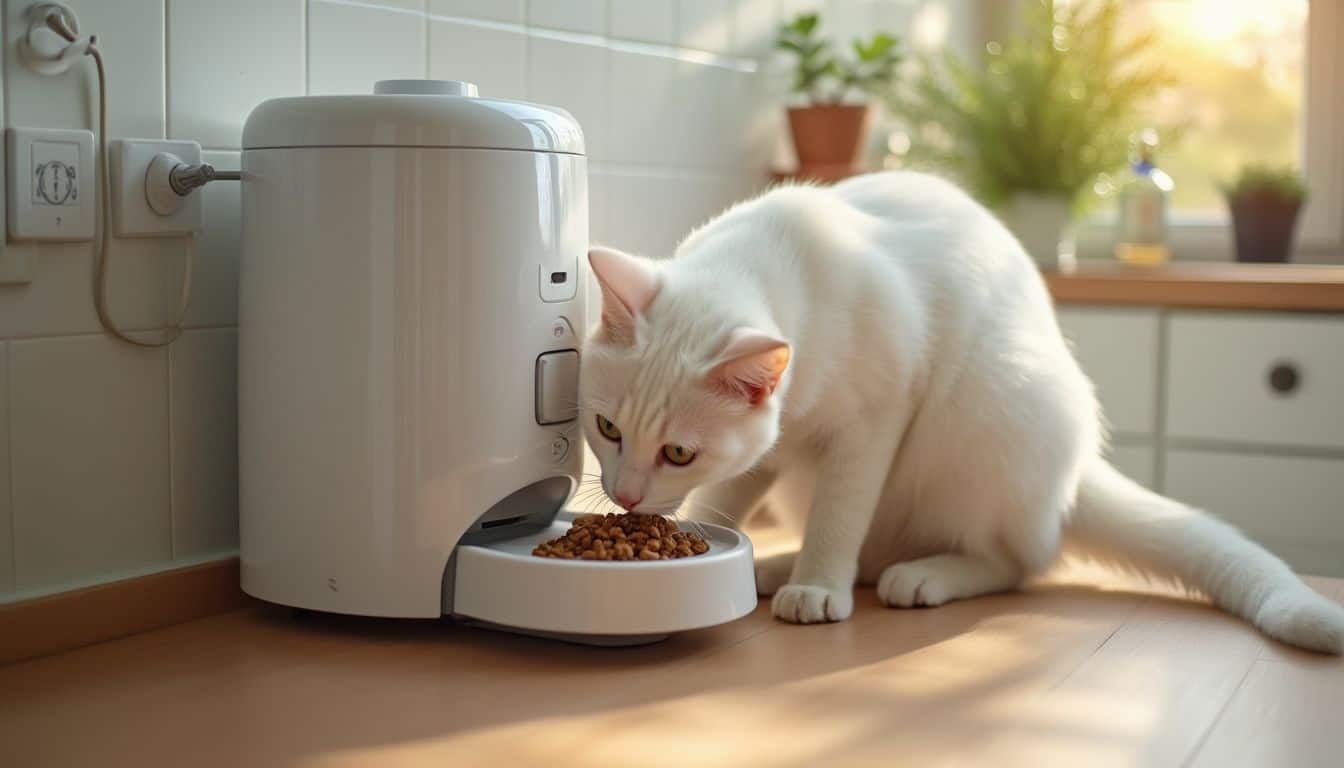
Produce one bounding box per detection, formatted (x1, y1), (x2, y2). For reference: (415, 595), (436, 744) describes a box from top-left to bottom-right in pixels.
(1222, 165), (1306, 204)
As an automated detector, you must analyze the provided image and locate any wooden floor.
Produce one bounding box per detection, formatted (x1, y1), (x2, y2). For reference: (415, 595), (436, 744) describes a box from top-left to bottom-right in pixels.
(2, 553), (1341, 767)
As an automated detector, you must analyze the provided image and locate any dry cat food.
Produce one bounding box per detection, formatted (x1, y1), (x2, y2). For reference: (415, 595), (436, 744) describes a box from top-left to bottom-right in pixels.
(532, 513), (710, 561)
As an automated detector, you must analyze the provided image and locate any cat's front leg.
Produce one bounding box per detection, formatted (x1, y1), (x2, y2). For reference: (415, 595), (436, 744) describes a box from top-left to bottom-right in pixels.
(682, 468), (776, 529)
(773, 414), (906, 624)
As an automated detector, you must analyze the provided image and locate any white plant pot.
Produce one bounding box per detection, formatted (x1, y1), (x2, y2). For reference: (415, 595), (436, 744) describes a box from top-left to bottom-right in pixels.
(1000, 193), (1073, 270)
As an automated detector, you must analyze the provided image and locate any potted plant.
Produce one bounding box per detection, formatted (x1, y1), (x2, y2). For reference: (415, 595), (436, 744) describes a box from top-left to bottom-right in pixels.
(776, 13), (901, 180)
(901, 0), (1171, 269)
(1222, 165), (1306, 263)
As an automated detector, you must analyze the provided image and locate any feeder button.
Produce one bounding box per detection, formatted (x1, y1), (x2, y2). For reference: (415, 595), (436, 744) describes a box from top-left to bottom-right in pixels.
(550, 435), (569, 462)
(549, 317), (576, 345)
(535, 349), (579, 425)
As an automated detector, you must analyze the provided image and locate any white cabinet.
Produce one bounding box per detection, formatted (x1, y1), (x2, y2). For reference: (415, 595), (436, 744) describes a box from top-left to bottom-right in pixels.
(1165, 449), (1344, 578)
(1107, 441), (1156, 489)
(1059, 305), (1344, 577)
(1057, 307), (1161, 436)
(1167, 312), (1344, 450)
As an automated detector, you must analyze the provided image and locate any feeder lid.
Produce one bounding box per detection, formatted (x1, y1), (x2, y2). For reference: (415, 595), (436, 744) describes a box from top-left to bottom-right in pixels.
(243, 79), (584, 155)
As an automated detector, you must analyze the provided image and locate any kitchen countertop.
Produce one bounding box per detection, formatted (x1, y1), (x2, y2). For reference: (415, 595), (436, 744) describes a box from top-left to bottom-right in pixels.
(2, 525), (1341, 768)
(1044, 262), (1344, 311)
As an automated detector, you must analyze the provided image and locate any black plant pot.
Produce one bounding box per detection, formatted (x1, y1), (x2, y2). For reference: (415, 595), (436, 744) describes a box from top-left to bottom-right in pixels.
(1228, 195), (1302, 263)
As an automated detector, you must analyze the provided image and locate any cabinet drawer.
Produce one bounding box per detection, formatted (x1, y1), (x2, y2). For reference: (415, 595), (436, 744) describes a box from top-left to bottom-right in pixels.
(1056, 307), (1160, 436)
(1165, 449), (1344, 577)
(1167, 312), (1344, 449)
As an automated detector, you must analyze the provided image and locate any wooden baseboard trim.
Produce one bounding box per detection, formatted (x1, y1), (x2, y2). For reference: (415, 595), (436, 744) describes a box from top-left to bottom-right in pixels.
(0, 558), (250, 666)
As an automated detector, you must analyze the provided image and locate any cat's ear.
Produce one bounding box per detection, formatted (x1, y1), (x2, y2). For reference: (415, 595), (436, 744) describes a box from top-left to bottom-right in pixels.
(707, 328), (791, 407)
(589, 247), (660, 345)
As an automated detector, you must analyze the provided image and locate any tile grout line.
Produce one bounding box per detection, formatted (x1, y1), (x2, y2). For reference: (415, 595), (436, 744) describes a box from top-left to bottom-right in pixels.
(5, 342), (15, 592)
(1, 324), (239, 343)
(166, 338), (176, 562)
(162, 0), (170, 139)
(520, 5), (529, 101)
(304, 0), (312, 95)
(311, 0), (756, 72)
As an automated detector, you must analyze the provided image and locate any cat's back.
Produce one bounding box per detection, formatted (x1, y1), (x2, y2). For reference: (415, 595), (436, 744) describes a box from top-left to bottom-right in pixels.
(672, 171), (1038, 313)
(831, 171), (1040, 293)
(831, 170), (984, 222)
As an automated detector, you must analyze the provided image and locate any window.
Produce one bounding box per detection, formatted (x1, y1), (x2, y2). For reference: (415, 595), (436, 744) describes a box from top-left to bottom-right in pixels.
(1070, 0), (1342, 260)
(1106, 0), (1307, 217)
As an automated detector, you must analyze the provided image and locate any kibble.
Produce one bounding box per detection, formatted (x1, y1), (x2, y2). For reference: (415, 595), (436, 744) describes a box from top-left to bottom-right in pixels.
(532, 513), (710, 561)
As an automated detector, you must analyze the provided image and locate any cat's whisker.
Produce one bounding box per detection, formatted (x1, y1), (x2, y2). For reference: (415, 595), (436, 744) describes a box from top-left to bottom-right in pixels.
(672, 509), (711, 541)
(679, 498), (735, 526)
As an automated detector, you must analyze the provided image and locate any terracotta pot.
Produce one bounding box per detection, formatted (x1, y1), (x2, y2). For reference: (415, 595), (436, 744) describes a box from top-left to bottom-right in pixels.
(1229, 195), (1301, 263)
(787, 104), (871, 169)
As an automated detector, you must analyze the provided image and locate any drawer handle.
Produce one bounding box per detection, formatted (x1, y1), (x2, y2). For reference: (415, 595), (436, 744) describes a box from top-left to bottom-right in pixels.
(1268, 362), (1300, 395)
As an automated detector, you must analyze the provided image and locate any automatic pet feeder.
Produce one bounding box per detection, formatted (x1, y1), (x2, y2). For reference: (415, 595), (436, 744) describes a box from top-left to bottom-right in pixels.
(237, 80), (757, 643)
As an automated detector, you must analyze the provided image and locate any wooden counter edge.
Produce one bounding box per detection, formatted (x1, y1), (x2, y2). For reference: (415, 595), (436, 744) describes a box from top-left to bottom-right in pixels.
(1044, 265), (1344, 312)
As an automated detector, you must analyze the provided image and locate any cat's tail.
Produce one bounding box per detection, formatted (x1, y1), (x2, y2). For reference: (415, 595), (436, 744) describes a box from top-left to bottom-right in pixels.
(1066, 459), (1344, 654)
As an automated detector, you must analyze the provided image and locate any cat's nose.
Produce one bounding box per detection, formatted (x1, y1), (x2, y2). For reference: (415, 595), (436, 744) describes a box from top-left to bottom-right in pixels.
(615, 492), (643, 511)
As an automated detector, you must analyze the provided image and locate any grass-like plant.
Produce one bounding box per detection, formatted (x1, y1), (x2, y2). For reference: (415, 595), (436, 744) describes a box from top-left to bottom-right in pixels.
(776, 13), (902, 105)
(901, 0), (1173, 209)
(1222, 165), (1306, 204)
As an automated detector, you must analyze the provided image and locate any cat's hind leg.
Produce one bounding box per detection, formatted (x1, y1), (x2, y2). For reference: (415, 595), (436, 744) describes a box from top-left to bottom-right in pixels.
(877, 553), (1021, 608)
(875, 474), (1067, 609)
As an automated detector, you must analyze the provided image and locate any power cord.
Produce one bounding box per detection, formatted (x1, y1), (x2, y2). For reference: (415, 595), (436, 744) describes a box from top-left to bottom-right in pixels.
(25, 3), (237, 347)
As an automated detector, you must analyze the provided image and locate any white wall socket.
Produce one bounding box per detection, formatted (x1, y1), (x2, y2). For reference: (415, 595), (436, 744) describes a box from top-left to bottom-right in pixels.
(112, 139), (203, 237)
(5, 127), (96, 242)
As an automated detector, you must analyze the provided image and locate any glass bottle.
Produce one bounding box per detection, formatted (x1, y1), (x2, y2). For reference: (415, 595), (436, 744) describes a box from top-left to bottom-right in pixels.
(1115, 130), (1173, 265)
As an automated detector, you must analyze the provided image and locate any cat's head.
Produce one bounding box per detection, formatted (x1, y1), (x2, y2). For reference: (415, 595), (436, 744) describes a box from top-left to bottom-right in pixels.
(579, 247), (790, 515)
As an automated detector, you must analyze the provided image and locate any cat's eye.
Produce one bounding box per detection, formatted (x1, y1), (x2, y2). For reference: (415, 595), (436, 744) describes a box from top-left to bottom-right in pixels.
(662, 444), (696, 466)
(595, 414), (622, 442)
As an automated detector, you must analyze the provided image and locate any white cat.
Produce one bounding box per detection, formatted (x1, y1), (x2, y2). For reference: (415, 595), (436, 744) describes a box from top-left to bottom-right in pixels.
(579, 171), (1344, 654)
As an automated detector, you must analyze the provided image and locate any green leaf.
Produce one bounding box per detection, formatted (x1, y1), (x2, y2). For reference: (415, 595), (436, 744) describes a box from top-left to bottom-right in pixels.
(897, 0), (1173, 206)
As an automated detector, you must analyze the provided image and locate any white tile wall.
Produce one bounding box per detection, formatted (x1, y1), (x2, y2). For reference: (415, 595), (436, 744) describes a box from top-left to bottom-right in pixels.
(528, 34), (607, 157)
(186, 151), (243, 328)
(429, 19), (527, 101)
(170, 329), (239, 558)
(308, 1), (428, 96)
(2, 0), (166, 139)
(166, 0), (305, 148)
(0, 0), (801, 602)
(609, 0), (675, 44)
(431, 0), (525, 24)
(679, 0), (734, 53)
(733, 0), (779, 56)
(9, 337), (170, 591)
(529, 0), (604, 33)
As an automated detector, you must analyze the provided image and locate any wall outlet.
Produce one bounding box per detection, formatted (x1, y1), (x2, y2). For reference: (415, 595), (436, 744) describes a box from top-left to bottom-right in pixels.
(112, 139), (203, 237)
(5, 127), (97, 242)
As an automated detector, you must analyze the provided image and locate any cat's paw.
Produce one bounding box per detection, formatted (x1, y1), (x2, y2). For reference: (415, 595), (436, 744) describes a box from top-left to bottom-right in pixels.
(754, 552), (796, 597)
(771, 583), (852, 624)
(877, 562), (952, 608)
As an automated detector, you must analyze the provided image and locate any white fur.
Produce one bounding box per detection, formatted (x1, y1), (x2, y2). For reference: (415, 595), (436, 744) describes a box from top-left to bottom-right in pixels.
(580, 171), (1344, 654)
